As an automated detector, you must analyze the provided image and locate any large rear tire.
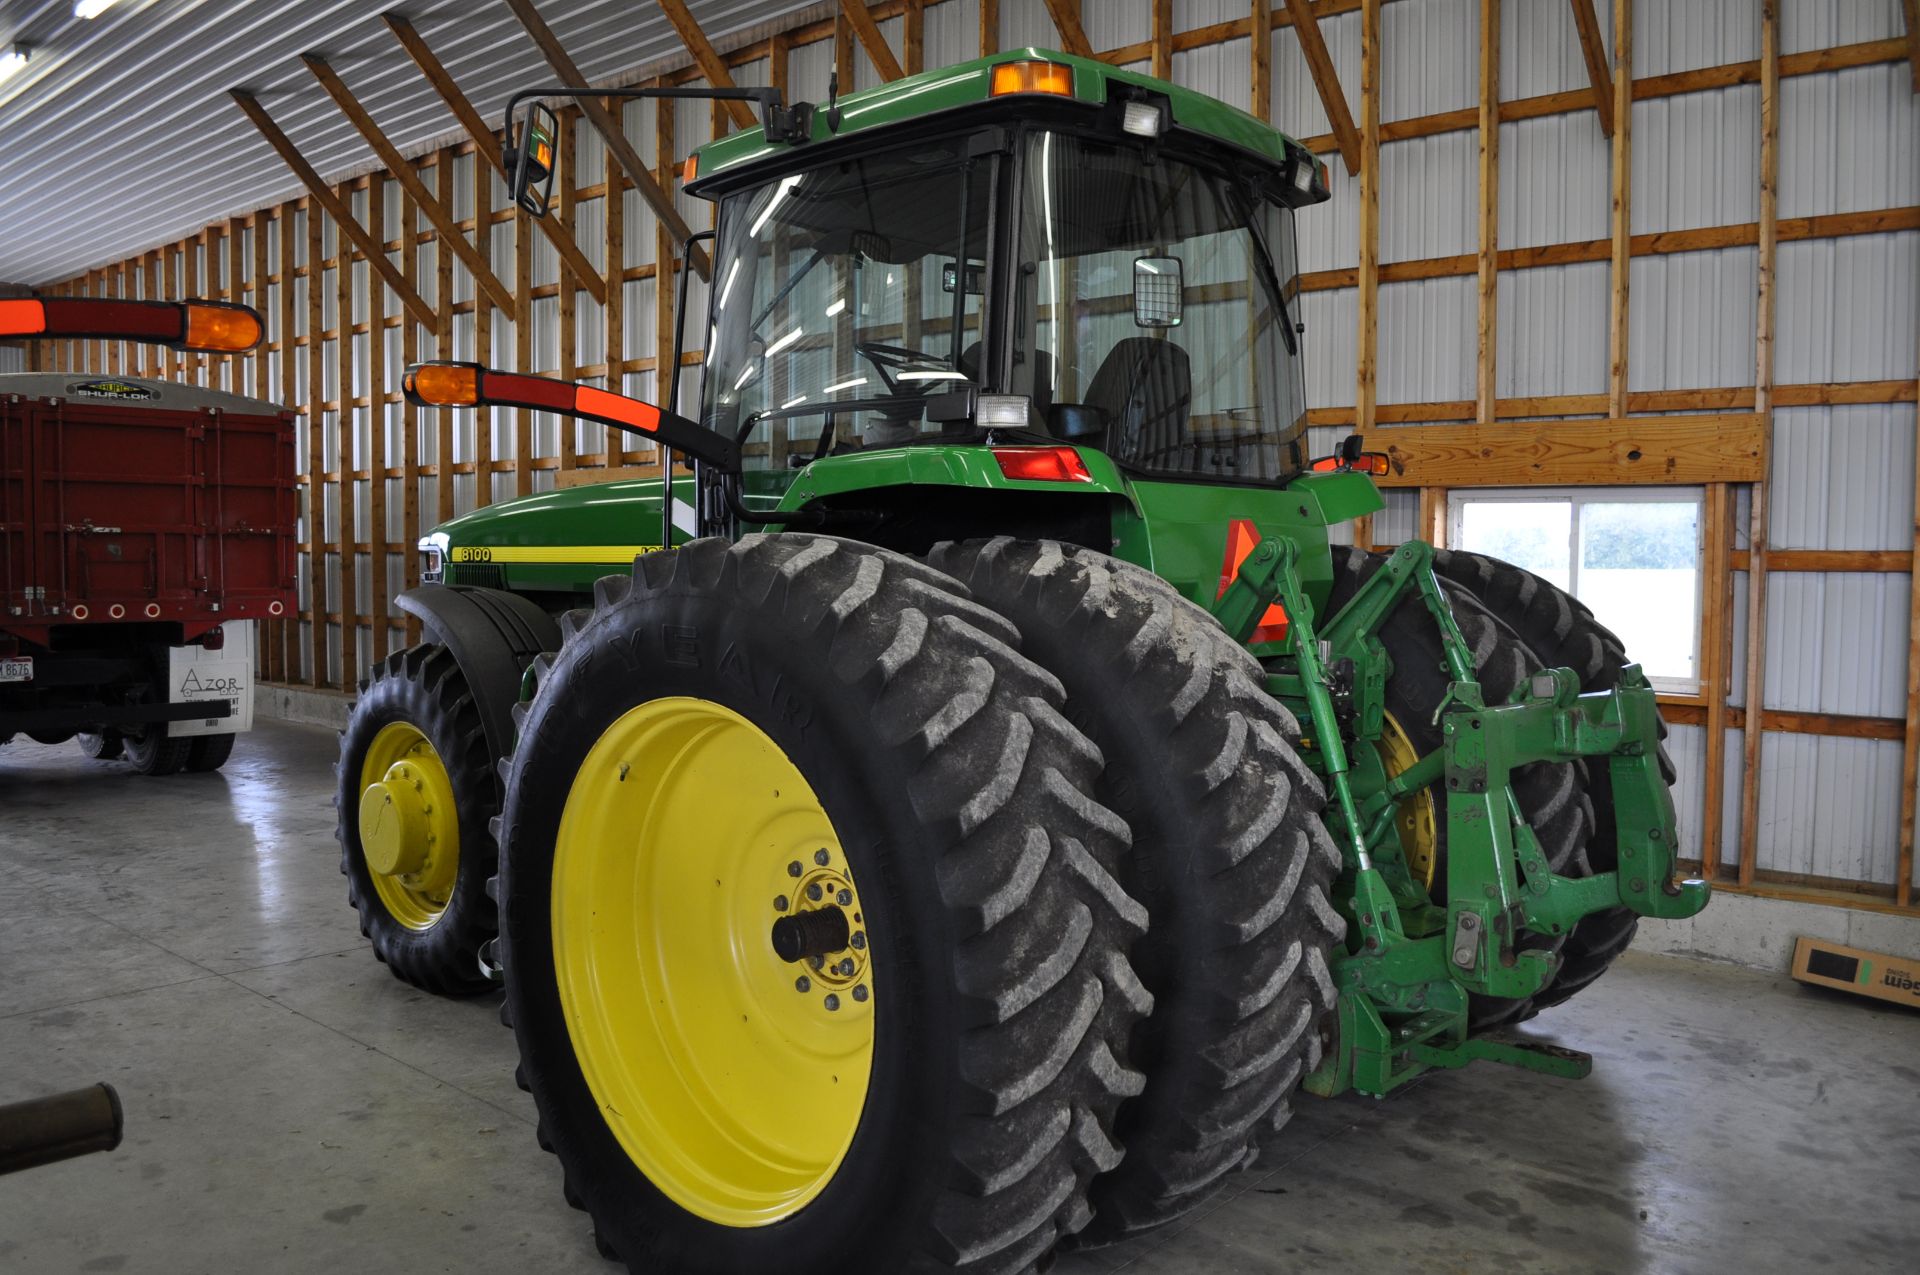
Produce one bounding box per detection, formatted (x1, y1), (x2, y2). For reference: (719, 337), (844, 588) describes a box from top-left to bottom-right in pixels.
(334, 644), (497, 997)
(1326, 548), (1595, 1027)
(495, 534), (1151, 1274)
(1431, 548), (1674, 1014)
(929, 538), (1343, 1244)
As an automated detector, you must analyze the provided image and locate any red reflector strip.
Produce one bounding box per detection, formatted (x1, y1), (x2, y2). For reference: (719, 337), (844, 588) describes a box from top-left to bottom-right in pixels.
(992, 446), (1092, 483)
(484, 371), (575, 413)
(577, 385), (659, 433)
(0, 298), (46, 336)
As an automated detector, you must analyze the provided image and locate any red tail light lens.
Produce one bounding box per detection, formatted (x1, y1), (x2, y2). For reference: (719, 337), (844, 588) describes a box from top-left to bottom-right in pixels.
(992, 446), (1092, 483)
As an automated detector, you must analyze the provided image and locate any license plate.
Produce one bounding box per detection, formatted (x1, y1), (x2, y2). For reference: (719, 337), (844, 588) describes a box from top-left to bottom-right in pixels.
(0, 657), (30, 684)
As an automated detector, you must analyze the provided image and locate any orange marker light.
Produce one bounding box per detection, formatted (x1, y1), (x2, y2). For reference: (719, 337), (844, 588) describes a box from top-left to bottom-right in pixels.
(989, 60), (1074, 99)
(182, 303), (263, 353)
(992, 446), (1092, 483)
(681, 154), (699, 184)
(0, 298), (47, 336)
(407, 363), (480, 407)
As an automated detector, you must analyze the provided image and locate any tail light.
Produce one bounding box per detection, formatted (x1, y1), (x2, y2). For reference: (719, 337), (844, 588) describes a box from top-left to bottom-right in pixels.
(201, 626), (225, 651)
(992, 446), (1093, 483)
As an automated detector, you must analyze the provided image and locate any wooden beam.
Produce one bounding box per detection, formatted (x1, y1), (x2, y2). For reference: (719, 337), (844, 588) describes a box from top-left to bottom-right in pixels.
(303, 55), (516, 317)
(366, 176), (388, 667)
(1368, 414), (1767, 487)
(1729, 549), (1912, 572)
(305, 201), (326, 687)
(1040, 0), (1093, 57)
(1700, 481), (1732, 877)
(1903, 0), (1920, 94)
(1251, 0), (1272, 120)
(1567, 0), (1616, 136)
(1606, 0), (1632, 417)
(382, 13), (607, 307)
(1740, 0), (1779, 890)
(399, 184), (422, 648)
(434, 149), (456, 528)
(980, 0), (998, 56)
(1351, 0), (1382, 552)
(1152, 0), (1173, 80)
(503, 0), (708, 278)
(230, 91), (438, 334)
(839, 0), (905, 81)
(657, 0), (759, 128)
(474, 134), (494, 508)
(1285, 0), (1363, 176)
(1476, 0), (1499, 426)
(557, 108), (579, 472)
(905, 0), (924, 75)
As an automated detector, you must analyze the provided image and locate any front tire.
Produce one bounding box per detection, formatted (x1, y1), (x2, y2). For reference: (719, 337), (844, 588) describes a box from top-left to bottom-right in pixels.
(335, 644), (497, 996)
(77, 731), (123, 760)
(930, 539), (1343, 1244)
(496, 535), (1151, 1273)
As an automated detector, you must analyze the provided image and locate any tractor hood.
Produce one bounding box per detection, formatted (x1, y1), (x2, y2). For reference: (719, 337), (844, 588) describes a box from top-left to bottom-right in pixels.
(424, 475), (693, 595)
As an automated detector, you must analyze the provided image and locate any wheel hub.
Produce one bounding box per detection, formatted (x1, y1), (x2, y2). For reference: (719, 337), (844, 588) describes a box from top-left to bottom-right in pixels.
(359, 760), (435, 877)
(771, 850), (870, 1009)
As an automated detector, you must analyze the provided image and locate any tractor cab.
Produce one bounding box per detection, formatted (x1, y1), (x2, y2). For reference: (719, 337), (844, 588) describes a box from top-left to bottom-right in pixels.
(685, 51), (1330, 511)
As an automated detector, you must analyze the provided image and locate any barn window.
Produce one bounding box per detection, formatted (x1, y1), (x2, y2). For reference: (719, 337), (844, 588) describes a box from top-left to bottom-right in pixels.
(1447, 488), (1705, 695)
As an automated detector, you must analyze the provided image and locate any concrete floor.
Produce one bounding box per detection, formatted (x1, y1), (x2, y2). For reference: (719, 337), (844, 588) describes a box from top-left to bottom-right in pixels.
(2, 720), (1917, 1274)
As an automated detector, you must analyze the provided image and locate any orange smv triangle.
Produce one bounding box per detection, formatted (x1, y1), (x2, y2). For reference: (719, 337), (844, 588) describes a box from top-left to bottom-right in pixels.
(1214, 519), (1290, 645)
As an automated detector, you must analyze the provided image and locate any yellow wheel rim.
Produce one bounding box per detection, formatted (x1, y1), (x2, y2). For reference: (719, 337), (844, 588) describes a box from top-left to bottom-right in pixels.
(552, 697), (874, 1228)
(357, 722), (461, 930)
(1378, 712), (1438, 891)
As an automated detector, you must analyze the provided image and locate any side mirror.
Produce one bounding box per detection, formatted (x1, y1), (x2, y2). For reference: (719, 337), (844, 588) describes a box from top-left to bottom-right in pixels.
(503, 101), (560, 218)
(1133, 255), (1183, 328)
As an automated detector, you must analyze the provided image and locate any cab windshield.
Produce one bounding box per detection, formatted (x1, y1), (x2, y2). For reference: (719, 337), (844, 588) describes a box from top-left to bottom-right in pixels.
(702, 136), (993, 481)
(1011, 131), (1309, 483)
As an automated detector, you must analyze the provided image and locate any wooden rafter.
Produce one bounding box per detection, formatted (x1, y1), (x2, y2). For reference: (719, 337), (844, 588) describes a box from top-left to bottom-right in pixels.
(1567, 0), (1616, 136)
(382, 13), (607, 306)
(301, 54), (516, 316)
(657, 0), (758, 128)
(503, 0), (709, 278)
(1040, 0), (1093, 58)
(1284, 0), (1362, 176)
(839, 1), (905, 82)
(228, 91), (438, 333)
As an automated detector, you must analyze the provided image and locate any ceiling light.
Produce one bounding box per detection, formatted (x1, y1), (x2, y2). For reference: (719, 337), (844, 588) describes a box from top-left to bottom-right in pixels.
(0, 45), (29, 84)
(75, 0), (120, 18)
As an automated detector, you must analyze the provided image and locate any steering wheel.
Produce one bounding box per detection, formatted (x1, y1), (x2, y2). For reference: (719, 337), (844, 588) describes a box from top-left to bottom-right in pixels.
(854, 340), (951, 395)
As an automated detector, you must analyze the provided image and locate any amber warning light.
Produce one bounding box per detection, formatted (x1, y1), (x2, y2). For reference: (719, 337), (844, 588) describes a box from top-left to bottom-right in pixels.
(989, 60), (1074, 98)
(0, 297), (263, 353)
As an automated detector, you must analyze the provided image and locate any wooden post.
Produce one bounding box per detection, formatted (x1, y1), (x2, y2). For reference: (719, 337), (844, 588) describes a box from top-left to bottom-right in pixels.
(1739, 0), (1779, 888)
(1251, 0), (1272, 121)
(1568, 0), (1617, 136)
(514, 160), (534, 498)
(336, 180), (359, 694)
(1354, 0), (1381, 551)
(1477, 0), (1500, 426)
(275, 203), (298, 684)
(558, 110), (579, 473)
(980, 0), (998, 57)
(306, 201), (326, 687)
(1606, 0), (1633, 418)
(1152, 0), (1173, 80)
(1285, 0), (1364, 176)
(401, 181), (423, 648)
(474, 149), (494, 507)
(367, 177), (389, 667)
(435, 149), (456, 526)
(657, 92), (677, 422)
(605, 99), (627, 464)
(1701, 479), (1733, 877)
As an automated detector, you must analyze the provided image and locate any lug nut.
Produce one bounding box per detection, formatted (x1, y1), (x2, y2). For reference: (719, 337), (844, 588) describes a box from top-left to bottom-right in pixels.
(836, 889), (852, 906)
(774, 895), (789, 912)
(852, 985), (868, 1003)
(795, 976), (811, 992)
(814, 849), (830, 866)
(839, 959), (856, 977)
(850, 932), (866, 951)
(787, 861), (803, 878)
(806, 883), (823, 902)
(823, 994), (840, 1011)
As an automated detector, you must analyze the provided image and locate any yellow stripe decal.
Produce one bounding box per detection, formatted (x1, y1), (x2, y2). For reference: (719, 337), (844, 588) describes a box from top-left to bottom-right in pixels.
(451, 545), (660, 564)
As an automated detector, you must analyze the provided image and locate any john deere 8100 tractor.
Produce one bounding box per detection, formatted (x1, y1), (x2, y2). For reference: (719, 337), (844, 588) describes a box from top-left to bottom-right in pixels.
(335, 49), (1707, 1272)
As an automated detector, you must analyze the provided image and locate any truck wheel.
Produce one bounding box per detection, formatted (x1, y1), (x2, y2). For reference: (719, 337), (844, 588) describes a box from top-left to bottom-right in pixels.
(494, 534), (1150, 1273)
(184, 733), (236, 773)
(928, 539), (1342, 1243)
(1327, 549), (1595, 1027)
(124, 727), (191, 776)
(1432, 549), (1674, 1014)
(335, 644), (497, 996)
(77, 731), (123, 760)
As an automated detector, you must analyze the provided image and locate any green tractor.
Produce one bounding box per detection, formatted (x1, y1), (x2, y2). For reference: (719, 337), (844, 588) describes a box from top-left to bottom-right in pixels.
(335, 49), (1706, 1272)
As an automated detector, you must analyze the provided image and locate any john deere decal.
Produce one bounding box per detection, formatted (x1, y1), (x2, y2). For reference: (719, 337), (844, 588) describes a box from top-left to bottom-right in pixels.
(68, 379), (158, 402)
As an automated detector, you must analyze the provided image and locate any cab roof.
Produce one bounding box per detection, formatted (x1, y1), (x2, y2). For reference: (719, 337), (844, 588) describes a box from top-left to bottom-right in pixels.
(687, 47), (1310, 194)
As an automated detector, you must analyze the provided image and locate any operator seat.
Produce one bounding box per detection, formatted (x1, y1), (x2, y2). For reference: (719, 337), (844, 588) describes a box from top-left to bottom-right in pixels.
(1082, 337), (1192, 469)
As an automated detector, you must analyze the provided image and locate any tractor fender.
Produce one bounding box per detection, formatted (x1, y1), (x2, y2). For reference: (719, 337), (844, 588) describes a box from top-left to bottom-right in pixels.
(394, 585), (560, 765)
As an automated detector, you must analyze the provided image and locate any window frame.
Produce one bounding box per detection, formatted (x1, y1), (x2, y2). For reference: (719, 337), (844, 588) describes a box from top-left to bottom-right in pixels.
(1446, 485), (1707, 696)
